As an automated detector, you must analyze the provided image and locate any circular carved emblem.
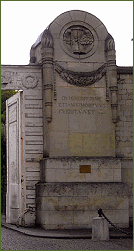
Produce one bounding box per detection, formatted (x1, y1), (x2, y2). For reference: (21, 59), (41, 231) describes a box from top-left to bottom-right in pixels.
(59, 21), (98, 59)
(22, 76), (38, 89)
(63, 25), (94, 55)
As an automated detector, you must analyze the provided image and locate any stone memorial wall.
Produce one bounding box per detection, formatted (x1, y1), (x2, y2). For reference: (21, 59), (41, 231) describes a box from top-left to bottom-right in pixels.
(1, 10), (133, 229)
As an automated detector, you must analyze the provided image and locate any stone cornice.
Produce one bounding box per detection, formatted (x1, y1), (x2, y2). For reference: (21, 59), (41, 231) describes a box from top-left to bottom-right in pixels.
(117, 66), (133, 74)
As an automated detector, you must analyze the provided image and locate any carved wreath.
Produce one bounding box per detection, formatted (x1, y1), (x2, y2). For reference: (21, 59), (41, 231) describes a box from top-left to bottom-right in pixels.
(22, 76), (39, 89)
(55, 63), (107, 86)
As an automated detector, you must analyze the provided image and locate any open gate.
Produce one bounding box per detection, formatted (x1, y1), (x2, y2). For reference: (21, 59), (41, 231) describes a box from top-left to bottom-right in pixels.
(6, 91), (23, 224)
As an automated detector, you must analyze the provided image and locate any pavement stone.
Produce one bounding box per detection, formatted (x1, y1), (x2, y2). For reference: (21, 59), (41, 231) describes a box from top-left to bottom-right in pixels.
(1, 226), (133, 251)
(1, 214), (133, 239)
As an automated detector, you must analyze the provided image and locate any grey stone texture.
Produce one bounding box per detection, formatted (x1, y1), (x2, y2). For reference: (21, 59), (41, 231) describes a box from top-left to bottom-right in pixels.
(92, 217), (109, 241)
(36, 182), (130, 229)
(116, 71), (133, 159)
(1, 226), (133, 250)
(40, 157), (121, 183)
(1, 10), (133, 229)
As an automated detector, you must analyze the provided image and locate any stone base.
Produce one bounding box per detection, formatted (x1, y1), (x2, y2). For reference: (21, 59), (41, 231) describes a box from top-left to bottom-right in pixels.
(35, 182), (129, 230)
(40, 157), (121, 183)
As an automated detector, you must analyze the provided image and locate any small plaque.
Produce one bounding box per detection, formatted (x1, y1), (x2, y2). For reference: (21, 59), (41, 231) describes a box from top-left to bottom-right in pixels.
(79, 165), (91, 173)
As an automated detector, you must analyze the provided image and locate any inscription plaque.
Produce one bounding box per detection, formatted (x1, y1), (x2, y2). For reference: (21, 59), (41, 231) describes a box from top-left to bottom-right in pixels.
(79, 165), (91, 173)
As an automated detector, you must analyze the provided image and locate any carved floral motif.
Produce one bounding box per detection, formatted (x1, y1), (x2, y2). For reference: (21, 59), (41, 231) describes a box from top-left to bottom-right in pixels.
(55, 63), (107, 86)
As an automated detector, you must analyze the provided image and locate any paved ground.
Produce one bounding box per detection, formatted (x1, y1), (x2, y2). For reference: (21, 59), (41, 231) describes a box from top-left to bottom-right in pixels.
(1, 214), (133, 239)
(1, 226), (133, 251)
(1, 214), (133, 250)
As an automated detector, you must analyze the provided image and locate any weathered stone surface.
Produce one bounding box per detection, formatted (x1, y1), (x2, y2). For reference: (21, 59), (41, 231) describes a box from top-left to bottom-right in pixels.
(3, 10), (133, 228)
(36, 182), (130, 229)
(92, 217), (109, 241)
(41, 157), (121, 183)
(49, 82), (115, 157)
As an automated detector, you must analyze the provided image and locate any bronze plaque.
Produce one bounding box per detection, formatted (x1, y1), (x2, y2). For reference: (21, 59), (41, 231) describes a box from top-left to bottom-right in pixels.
(79, 165), (91, 173)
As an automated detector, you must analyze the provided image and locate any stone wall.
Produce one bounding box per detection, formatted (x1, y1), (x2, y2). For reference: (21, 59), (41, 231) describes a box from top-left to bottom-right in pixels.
(24, 88), (43, 225)
(116, 67), (133, 225)
(116, 68), (133, 159)
(2, 57), (133, 229)
(2, 10), (133, 228)
(40, 157), (121, 183)
(36, 182), (130, 229)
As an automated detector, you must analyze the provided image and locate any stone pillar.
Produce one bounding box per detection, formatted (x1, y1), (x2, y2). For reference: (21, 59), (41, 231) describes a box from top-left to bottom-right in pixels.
(106, 34), (118, 123)
(92, 217), (109, 241)
(41, 29), (54, 156)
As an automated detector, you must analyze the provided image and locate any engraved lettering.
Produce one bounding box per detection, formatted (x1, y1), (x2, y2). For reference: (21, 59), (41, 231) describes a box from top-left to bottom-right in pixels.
(58, 95), (106, 115)
(62, 96), (67, 100)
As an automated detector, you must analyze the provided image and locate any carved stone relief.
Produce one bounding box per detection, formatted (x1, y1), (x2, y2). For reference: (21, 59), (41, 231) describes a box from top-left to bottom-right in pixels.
(22, 76), (39, 89)
(60, 21), (98, 59)
(63, 25), (94, 55)
(1, 72), (13, 85)
(55, 63), (106, 87)
(41, 29), (54, 49)
(105, 33), (115, 51)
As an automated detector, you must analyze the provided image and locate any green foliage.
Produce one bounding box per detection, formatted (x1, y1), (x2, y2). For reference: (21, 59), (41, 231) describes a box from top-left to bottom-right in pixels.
(1, 123), (6, 164)
(1, 90), (17, 212)
(1, 90), (17, 124)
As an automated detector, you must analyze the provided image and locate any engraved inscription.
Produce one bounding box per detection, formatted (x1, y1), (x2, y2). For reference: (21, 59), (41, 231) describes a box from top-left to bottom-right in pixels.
(59, 109), (95, 115)
(61, 96), (101, 101)
(58, 96), (106, 115)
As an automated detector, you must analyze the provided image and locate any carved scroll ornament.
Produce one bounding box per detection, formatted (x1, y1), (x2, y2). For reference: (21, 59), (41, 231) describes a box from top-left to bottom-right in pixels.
(55, 63), (106, 86)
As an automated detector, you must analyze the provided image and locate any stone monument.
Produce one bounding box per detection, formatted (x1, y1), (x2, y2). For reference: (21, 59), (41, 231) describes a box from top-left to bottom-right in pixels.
(1, 10), (133, 229)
